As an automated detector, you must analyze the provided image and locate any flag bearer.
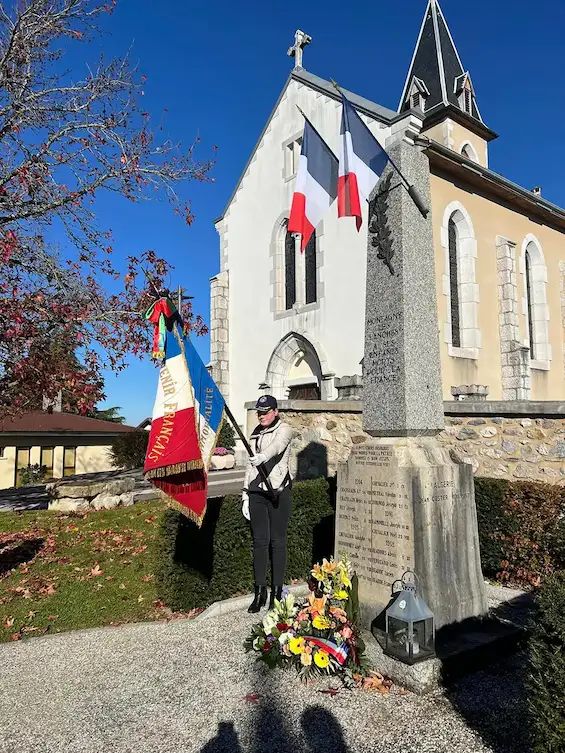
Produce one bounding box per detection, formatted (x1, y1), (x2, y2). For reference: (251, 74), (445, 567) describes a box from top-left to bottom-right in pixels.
(242, 395), (294, 613)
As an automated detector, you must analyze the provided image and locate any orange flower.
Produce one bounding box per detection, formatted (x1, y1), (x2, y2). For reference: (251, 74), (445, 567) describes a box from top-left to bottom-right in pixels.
(308, 593), (327, 614)
(330, 607), (347, 623)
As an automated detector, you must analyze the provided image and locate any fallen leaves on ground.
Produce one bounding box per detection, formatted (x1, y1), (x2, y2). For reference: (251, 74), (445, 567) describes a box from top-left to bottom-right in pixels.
(39, 583), (57, 596)
(243, 693), (260, 704)
(90, 565), (104, 577)
(354, 671), (393, 694)
(317, 687), (340, 696)
(2, 616), (14, 629)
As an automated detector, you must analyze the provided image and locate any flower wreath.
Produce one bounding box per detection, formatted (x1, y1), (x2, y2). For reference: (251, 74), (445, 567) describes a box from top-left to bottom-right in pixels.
(244, 555), (370, 682)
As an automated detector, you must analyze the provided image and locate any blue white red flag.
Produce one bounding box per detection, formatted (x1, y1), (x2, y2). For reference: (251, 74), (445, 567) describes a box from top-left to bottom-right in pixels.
(144, 322), (225, 526)
(338, 93), (390, 230)
(288, 118), (338, 251)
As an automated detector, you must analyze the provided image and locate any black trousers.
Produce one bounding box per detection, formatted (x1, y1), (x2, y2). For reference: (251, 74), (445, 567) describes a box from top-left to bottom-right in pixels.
(249, 486), (292, 587)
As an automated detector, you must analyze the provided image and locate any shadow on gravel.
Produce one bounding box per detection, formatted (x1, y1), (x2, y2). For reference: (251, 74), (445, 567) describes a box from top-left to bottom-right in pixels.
(201, 721), (243, 753)
(446, 652), (533, 753)
(301, 706), (349, 753)
(200, 663), (351, 753)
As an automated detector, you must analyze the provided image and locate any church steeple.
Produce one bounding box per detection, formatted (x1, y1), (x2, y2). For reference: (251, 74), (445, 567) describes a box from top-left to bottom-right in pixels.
(399, 0), (483, 126)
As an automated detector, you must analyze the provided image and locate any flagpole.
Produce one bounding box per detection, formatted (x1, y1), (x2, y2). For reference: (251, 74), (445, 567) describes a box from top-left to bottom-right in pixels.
(330, 80), (429, 219)
(222, 403), (277, 503)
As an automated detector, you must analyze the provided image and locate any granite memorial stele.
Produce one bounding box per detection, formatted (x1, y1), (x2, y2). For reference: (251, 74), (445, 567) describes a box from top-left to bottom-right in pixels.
(335, 139), (488, 632)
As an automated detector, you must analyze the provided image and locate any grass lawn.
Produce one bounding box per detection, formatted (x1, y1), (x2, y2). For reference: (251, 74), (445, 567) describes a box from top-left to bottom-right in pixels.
(0, 500), (195, 643)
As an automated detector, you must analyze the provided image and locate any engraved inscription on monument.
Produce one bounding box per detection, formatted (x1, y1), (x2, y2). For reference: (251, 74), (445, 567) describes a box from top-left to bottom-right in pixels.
(364, 310), (403, 386)
(336, 443), (414, 613)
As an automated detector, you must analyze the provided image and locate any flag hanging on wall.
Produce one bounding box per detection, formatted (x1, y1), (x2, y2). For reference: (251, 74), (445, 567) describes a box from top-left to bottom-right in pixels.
(144, 317), (225, 526)
(288, 117), (338, 251)
(338, 93), (391, 230)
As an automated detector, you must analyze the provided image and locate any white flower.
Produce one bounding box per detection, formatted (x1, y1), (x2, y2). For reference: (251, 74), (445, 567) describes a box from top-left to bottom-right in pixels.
(278, 631), (291, 645)
(262, 613), (276, 635)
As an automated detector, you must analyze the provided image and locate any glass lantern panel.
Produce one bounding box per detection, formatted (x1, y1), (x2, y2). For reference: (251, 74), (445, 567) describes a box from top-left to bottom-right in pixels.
(413, 619), (435, 657)
(387, 616), (409, 660)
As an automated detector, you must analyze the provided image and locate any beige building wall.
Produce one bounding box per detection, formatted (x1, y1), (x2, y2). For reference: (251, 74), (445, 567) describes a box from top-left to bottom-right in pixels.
(0, 446), (16, 490)
(430, 171), (565, 402)
(424, 121), (488, 166)
(76, 445), (113, 475)
(0, 441), (116, 490)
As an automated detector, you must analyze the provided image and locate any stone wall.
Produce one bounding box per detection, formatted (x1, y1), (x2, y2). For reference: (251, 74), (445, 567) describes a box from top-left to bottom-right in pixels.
(441, 416), (565, 482)
(246, 400), (565, 483)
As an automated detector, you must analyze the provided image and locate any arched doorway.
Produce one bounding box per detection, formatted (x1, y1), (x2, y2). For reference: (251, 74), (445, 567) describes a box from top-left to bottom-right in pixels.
(264, 333), (333, 401)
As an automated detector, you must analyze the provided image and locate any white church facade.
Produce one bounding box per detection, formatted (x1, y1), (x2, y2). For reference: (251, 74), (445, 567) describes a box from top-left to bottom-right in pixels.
(210, 1), (565, 432)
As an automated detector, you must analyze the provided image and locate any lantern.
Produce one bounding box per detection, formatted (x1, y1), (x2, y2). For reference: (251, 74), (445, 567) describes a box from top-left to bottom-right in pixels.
(384, 571), (435, 665)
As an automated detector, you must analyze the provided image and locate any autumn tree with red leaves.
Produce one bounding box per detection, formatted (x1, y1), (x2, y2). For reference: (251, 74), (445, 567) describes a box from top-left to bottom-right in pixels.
(0, 0), (213, 418)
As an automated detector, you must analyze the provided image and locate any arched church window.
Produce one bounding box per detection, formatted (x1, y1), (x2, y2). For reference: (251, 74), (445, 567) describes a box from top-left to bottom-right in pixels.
(284, 223), (296, 310)
(448, 216), (461, 348)
(460, 142), (479, 163)
(305, 230), (317, 304)
(441, 202), (480, 358)
(525, 247), (535, 360)
(521, 237), (551, 369)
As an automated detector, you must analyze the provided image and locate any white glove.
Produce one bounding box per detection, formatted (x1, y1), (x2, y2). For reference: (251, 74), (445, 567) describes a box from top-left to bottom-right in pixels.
(249, 453), (266, 467)
(242, 492), (250, 521)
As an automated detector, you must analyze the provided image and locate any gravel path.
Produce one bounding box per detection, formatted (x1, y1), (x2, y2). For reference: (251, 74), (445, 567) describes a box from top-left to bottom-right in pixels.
(0, 607), (531, 753)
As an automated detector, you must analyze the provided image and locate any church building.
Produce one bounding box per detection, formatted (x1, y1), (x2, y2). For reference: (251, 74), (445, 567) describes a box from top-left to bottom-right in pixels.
(210, 0), (565, 431)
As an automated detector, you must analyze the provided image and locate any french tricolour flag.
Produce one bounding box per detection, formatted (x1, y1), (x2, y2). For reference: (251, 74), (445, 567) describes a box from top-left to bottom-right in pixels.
(144, 323), (225, 526)
(288, 118), (338, 251)
(338, 93), (390, 230)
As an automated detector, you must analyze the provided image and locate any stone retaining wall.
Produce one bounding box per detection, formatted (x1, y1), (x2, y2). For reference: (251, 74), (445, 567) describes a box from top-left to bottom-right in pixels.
(441, 416), (565, 482)
(245, 400), (565, 483)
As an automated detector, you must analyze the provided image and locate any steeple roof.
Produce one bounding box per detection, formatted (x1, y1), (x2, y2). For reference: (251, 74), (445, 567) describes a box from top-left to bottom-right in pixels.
(399, 0), (482, 124)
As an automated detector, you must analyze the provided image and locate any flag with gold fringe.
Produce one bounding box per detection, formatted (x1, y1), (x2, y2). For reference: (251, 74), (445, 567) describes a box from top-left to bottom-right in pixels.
(144, 316), (225, 526)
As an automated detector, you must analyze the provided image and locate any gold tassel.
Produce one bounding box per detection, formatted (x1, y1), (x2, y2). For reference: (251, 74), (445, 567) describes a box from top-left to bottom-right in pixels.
(163, 494), (206, 528)
(144, 459), (203, 480)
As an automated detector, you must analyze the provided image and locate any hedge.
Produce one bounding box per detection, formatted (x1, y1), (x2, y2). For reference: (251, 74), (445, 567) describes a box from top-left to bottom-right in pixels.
(528, 571), (565, 752)
(474, 478), (565, 588)
(155, 477), (334, 612)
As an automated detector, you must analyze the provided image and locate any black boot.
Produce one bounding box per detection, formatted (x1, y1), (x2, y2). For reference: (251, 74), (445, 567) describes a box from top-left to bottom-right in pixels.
(269, 586), (283, 610)
(248, 586), (267, 614)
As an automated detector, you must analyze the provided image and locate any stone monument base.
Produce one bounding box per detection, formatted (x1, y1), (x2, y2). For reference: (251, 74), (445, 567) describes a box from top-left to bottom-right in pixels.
(336, 437), (488, 630)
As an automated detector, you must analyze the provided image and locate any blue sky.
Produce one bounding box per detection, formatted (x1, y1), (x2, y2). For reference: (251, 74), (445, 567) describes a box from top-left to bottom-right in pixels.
(84, 0), (564, 425)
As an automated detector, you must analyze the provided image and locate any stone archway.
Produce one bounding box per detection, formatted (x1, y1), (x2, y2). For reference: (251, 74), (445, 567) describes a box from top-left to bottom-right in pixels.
(264, 332), (334, 401)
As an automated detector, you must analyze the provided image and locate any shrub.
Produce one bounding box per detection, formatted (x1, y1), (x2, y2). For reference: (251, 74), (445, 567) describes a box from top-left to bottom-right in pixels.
(109, 430), (149, 470)
(155, 477), (334, 612)
(18, 464), (47, 486)
(475, 478), (565, 588)
(217, 420), (236, 451)
(528, 571), (565, 752)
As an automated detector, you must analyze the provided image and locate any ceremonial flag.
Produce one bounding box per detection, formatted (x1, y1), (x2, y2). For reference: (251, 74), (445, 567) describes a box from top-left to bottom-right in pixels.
(144, 316), (225, 526)
(338, 93), (390, 230)
(288, 117), (338, 251)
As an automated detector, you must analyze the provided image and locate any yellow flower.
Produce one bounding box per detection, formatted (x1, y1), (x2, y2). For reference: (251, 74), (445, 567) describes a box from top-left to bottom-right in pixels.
(300, 651), (312, 666)
(288, 637), (305, 655)
(333, 590), (349, 601)
(312, 614), (330, 630)
(340, 572), (352, 589)
(314, 650), (330, 668)
(322, 559), (337, 574)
